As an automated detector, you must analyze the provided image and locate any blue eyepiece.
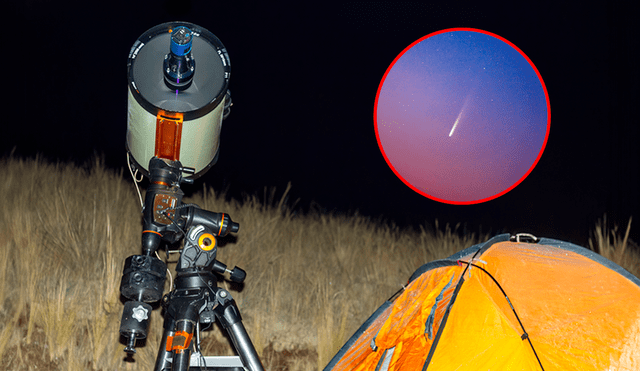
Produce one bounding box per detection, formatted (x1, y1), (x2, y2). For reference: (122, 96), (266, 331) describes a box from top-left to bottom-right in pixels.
(164, 26), (196, 91)
(170, 27), (193, 56)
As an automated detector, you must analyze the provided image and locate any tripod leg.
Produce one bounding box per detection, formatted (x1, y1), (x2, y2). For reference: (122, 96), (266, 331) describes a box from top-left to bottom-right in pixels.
(215, 298), (265, 371)
(153, 317), (174, 371)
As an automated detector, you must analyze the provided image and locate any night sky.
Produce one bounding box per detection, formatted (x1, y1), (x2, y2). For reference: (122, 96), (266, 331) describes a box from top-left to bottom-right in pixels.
(12, 2), (640, 248)
(376, 29), (548, 204)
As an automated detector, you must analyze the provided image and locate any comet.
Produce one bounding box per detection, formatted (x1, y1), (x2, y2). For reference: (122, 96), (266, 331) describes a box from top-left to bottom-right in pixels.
(449, 93), (472, 137)
(449, 111), (463, 137)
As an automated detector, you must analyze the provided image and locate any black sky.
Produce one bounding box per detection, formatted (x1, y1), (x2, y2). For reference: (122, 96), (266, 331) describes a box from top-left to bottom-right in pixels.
(12, 2), (639, 247)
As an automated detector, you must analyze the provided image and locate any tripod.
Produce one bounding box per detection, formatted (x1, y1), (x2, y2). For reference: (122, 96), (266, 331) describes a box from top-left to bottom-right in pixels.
(119, 157), (264, 371)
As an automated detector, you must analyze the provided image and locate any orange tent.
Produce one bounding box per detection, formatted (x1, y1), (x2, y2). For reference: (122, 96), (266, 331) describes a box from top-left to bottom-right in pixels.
(324, 234), (640, 371)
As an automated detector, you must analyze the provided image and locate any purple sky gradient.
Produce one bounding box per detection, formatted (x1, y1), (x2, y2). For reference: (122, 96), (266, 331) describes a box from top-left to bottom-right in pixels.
(376, 29), (548, 204)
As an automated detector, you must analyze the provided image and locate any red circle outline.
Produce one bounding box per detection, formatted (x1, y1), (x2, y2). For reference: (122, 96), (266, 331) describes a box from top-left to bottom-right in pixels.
(374, 28), (550, 205)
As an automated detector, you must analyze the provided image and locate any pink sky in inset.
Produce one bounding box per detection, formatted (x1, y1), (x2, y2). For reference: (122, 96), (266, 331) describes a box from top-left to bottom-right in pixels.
(375, 28), (549, 204)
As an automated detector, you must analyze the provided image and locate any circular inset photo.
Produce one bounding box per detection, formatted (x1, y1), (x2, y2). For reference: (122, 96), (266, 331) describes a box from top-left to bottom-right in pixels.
(375, 28), (549, 205)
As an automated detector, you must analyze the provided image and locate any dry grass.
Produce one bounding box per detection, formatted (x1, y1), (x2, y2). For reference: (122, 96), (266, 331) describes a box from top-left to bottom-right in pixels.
(0, 156), (638, 370)
(589, 215), (640, 278)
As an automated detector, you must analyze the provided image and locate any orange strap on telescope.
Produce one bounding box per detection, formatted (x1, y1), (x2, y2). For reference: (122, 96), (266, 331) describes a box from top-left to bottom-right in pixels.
(155, 111), (183, 161)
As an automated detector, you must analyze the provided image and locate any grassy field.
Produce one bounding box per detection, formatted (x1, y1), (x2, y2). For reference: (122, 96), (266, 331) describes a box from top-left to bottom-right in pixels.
(0, 156), (638, 370)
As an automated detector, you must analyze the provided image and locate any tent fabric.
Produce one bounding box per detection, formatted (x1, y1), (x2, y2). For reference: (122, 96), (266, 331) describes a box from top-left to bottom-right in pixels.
(324, 234), (640, 371)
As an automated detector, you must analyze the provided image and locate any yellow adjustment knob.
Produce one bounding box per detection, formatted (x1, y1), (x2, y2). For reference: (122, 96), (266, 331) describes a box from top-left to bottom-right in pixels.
(198, 233), (216, 251)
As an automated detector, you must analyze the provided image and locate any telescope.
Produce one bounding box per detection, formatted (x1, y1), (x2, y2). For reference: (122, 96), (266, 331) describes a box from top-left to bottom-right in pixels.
(126, 22), (231, 179)
(118, 21), (263, 371)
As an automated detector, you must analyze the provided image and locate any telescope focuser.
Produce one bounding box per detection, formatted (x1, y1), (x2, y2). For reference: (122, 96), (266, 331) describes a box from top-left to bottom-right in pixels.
(163, 26), (196, 91)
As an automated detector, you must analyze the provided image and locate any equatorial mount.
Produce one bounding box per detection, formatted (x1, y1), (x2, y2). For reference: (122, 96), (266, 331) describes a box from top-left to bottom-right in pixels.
(118, 158), (262, 370)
